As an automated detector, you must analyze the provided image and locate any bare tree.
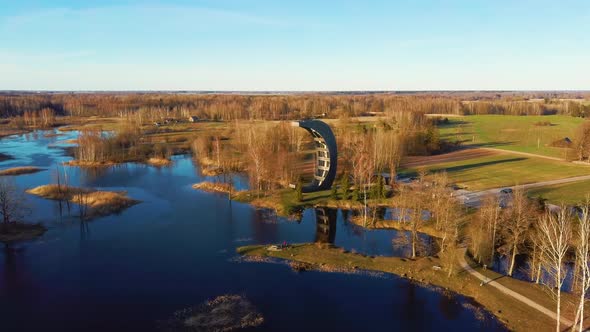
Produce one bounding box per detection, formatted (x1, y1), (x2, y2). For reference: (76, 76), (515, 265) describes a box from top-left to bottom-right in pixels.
(538, 207), (572, 332)
(501, 188), (535, 276)
(528, 227), (544, 284)
(245, 123), (271, 196)
(40, 108), (55, 128)
(480, 194), (501, 266)
(573, 200), (590, 331)
(350, 133), (375, 226)
(469, 194), (501, 266)
(574, 122), (590, 162)
(0, 178), (27, 224)
(393, 185), (427, 259)
(433, 182), (461, 253)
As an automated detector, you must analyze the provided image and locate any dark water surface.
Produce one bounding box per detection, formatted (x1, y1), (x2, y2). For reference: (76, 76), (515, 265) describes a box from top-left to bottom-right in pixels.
(0, 130), (506, 331)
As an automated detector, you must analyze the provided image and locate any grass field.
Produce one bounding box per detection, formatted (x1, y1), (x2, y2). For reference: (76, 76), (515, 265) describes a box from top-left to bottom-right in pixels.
(402, 152), (590, 190)
(527, 180), (590, 205)
(438, 115), (586, 159)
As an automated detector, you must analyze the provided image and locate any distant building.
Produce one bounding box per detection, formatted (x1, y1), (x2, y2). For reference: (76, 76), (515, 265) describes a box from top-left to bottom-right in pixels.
(550, 137), (573, 148)
(188, 116), (199, 122)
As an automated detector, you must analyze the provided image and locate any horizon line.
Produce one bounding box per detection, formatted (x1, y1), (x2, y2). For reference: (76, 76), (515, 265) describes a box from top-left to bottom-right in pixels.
(2, 89), (590, 94)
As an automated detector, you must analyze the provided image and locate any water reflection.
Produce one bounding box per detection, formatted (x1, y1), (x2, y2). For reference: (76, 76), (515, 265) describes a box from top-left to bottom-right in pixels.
(439, 293), (462, 320)
(492, 254), (574, 291)
(314, 208), (337, 244)
(0, 244), (37, 303)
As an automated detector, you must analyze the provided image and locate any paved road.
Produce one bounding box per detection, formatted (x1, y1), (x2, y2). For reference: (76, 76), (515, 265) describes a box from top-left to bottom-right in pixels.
(455, 174), (590, 208)
(459, 249), (574, 327)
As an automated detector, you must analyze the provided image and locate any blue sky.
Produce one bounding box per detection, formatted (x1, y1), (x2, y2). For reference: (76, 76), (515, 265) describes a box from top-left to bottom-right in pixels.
(1, 0), (589, 90)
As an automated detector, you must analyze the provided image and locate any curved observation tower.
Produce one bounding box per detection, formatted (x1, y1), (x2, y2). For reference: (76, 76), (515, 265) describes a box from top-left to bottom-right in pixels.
(291, 120), (338, 193)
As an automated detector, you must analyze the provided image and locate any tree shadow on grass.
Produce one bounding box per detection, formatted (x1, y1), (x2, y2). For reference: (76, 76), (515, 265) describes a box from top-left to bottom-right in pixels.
(302, 193), (331, 203)
(431, 157), (527, 174)
(436, 120), (471, 128)
(440, 132), (475, 139)
(483, 274), (506, 285)
(471, 141), (519, 148)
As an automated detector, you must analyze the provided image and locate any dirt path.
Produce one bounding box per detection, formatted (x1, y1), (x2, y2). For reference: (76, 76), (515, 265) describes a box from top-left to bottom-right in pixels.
(459, 250), (574, 327)
(401, 145), (577, 169)
(400, 148), (498, 168)
(479, 147), (567, 162)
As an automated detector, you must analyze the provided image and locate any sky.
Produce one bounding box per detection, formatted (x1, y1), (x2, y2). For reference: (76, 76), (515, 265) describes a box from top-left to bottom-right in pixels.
(0, 0), (589, 91)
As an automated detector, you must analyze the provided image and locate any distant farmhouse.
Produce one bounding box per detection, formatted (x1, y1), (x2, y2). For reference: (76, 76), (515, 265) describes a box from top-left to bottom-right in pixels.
(550, 137), (573, 148)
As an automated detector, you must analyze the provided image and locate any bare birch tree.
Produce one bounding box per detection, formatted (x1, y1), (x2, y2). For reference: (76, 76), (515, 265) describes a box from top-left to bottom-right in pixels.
(350, 133), (374, 226)
(538, 207), (572, 332)
(501, 188), (534, 276)
(481, 194), (501, 266)
(573, 200), (590, 331)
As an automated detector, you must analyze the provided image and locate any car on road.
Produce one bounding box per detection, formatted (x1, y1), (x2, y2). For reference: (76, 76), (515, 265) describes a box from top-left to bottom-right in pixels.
(448, 184), (462, 191)
(500, 188), (513, 194)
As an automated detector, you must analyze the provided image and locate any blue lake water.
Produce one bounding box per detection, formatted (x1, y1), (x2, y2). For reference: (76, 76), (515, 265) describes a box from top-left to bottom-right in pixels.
(0, 130), (505, 331)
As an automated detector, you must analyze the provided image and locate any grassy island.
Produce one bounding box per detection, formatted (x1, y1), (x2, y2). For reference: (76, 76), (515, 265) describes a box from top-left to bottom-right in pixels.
(146, 157), (172, 167)
(27, 185), (139, 218)
(192, 181), (236, 194)
(237, 243), (577, 332)
(64, 160), (119, 167)
(0, 166), (45, 176)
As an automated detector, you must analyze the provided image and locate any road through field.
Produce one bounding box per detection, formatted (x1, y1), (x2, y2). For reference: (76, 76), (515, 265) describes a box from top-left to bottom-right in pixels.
(456, 174), (590, 207)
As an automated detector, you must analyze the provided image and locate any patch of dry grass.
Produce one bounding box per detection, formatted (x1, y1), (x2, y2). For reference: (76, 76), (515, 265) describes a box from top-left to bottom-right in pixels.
(64, 160), (118, 167)
(0, 129), (26, 139)
(147, 157), (172, 167)
(349, 217), (445, 238)
(192, 181), (235, 194)
(27, 184), (139, 217)
(0, 166), (44, 176)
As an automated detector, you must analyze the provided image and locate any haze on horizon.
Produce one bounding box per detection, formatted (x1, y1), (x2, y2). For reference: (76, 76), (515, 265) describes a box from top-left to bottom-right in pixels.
(1, 0), (589, 91)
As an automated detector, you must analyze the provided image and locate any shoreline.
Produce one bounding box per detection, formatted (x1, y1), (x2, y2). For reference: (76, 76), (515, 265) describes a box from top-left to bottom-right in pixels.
(237, 243), (556, 332)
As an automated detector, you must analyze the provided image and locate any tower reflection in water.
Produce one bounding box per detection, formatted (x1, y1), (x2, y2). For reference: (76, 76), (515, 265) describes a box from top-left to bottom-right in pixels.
(314, 207), (337, 244)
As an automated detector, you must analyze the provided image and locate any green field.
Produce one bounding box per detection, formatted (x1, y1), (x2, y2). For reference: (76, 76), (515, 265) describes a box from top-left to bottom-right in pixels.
(438, 115), (586, 159)
(403, 153), (590, 190)
(527, 180), (590, 205)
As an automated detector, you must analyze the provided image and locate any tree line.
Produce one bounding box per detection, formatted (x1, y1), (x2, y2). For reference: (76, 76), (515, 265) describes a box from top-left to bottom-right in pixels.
(1, 92), (589, 120)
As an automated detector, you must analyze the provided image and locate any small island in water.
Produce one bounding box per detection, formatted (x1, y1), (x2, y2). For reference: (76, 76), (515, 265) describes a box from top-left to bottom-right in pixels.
(27, 185), (140, 218)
